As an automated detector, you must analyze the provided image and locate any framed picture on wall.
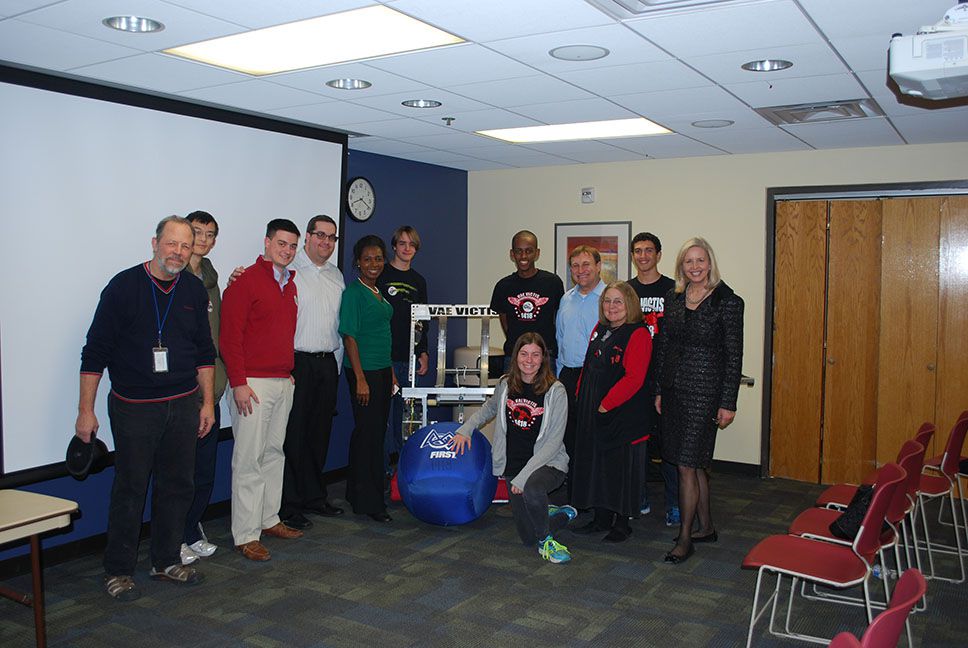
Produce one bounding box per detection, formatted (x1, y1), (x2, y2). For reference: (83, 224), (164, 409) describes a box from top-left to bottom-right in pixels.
(555, 221), (632, 291)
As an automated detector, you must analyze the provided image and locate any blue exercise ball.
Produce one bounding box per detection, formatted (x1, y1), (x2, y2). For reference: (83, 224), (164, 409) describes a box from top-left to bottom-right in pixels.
(398, 421), (497, 526)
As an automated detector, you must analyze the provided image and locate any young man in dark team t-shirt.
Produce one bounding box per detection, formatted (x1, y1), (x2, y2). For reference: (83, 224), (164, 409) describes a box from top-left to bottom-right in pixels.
(489, 230), (564, 366)
(626, 232), (679, 526)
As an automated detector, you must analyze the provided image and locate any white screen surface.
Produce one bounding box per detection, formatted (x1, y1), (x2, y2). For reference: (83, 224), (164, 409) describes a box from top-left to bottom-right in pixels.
(0, 80), (344, 474)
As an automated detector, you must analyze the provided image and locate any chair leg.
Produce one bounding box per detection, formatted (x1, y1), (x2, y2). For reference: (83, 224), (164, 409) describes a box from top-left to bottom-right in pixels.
(746, 568), (780, 648)
(918, 492), (939, 580)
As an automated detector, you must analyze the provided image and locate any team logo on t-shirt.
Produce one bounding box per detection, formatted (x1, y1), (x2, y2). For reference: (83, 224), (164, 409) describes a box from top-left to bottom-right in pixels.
(507, 292), (550, 321)
(506, 397), (544, 431)
(640, 297), (666, 337)
(387, 285), (398, 296)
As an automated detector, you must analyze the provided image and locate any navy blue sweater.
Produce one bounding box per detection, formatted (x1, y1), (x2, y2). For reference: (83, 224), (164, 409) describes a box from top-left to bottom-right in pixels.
(80, 262), (216, 401)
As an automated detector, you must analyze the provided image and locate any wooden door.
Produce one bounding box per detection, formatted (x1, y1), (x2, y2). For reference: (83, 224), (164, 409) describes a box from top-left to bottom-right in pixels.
(936, 196), (968, 453)
(770, 200), (827, 481)
(822, 201), (881, 483)
(877, 197), (942, 464)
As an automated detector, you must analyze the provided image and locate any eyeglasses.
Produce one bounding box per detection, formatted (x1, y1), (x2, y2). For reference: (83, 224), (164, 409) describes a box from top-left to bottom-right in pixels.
(601, 298), (625, 306)
(309, 231), (339, 242)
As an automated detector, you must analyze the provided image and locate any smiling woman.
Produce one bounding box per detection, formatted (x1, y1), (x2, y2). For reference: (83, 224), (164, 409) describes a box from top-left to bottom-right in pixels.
(339, 235), (396, 523)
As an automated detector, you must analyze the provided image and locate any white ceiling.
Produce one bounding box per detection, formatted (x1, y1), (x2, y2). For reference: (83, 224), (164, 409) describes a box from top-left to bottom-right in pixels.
(1, 0), (966, 170)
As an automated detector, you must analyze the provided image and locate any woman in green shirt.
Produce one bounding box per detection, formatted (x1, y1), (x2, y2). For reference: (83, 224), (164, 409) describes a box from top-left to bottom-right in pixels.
(339, 235), (396, 522)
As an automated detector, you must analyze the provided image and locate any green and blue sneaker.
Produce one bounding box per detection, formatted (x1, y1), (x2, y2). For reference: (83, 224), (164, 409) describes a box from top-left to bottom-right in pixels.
(548, 504), (578, 522)
(538, 535), (572, 563)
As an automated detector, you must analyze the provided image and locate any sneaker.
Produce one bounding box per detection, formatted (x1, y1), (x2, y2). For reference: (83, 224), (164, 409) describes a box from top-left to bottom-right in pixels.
(180, 543), (198, 566)
(149, 564), (204, 585)
(665, 506), (681, 527)
(640, 504), (652, 516)
(104, 574), (140, 601)
(538, 535), (572, 564)
(548, 504), (578, 522)
(189, 538), (218, 558)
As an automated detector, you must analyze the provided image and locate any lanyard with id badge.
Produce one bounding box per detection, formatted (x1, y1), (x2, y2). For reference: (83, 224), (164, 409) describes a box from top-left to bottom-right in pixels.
(150, 277), (176, 373)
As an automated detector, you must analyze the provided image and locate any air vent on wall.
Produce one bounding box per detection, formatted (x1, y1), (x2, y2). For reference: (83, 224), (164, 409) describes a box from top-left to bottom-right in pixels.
(754, 98), (885, 126)
(585, 0), (748, 20)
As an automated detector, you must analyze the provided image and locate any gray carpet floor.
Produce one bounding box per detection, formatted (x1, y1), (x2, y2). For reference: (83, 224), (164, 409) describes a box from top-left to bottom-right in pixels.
(2, 474), (966, 647)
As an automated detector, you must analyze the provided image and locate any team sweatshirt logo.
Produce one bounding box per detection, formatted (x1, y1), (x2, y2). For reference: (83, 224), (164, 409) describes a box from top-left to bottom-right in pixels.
(506, 397), (544, 431)
(507, 292), (550, 321)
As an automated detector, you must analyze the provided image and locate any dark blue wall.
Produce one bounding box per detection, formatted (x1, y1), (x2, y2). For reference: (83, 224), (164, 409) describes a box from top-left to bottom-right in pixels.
(0, 150), (467, 563)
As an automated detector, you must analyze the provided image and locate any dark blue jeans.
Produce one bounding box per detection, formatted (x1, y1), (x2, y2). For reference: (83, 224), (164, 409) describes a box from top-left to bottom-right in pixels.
(105, 392), (198, 575)
(184, 405), (220, 545)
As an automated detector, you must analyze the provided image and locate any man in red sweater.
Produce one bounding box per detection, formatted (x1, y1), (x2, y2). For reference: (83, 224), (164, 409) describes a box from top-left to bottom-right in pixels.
(220, 219), (302, 561)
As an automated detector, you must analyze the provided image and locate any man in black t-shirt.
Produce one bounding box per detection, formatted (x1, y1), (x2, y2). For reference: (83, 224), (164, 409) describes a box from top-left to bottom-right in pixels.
(626, 232), (679, 526)
(378, 225), (429, 475)
(489, 230), (564, 366)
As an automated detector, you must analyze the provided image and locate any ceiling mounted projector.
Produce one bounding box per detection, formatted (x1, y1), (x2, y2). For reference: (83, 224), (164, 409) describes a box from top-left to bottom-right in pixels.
(889, 1), (968, 100)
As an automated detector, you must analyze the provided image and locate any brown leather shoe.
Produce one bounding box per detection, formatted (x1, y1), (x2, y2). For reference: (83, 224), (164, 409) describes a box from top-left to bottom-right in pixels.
(262, 522), (303, 539)
(236, 540), (271, 561)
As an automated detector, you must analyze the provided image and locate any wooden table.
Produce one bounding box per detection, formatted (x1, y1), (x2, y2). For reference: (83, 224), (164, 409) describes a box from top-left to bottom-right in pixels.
(0, 490), (78, 648)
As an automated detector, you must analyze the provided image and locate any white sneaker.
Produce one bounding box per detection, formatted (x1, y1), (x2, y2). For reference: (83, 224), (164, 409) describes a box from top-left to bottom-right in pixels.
(180, 543), (199, 566)
(189, 539), (217, 558)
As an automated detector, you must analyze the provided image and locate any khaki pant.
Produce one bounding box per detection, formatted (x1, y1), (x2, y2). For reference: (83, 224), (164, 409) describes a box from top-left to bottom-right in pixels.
(230, 377), (294, 545)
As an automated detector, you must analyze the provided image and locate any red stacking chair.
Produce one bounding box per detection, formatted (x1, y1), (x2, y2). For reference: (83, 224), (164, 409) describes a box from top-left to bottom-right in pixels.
(826, 569), (927, 648)
(917, 414), (968, 583)
(742, 463), (905, 647)
(789, 442), (923, 609)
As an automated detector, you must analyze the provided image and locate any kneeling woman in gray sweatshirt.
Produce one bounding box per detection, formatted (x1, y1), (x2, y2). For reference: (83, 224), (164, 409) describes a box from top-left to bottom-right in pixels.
(450, 332), (574, 563)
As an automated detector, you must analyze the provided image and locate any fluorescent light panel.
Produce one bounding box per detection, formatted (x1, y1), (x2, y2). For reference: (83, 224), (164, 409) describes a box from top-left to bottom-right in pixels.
(164, 6), (464, 76)
(477, 118), (671, 143)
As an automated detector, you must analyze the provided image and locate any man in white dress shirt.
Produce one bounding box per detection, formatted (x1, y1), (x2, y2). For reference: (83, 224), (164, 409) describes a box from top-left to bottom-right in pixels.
(279, 215), (346, 530)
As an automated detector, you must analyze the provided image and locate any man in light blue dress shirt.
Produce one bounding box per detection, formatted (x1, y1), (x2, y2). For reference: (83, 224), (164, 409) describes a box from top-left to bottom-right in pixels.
(555, 245), (605, 502)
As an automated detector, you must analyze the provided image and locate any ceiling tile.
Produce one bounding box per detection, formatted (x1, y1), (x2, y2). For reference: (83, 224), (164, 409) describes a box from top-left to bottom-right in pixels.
(348, 88), (490, 117)
(688, 126), (812, 153)
(413, 108), (542, 132)
(0, 1), (67, 17)
(0, 18), (139, 70)
(452, 75), (594, 107)
(271, 63), (431, 99)
(828, 34), (890, 74)
(162, 0), (372, 29)
(16, 0), (246, 51)
(178, 80), (329, 111)
(270, 101), (398, 127)
(612, 85), (751, 118)
(609, 133), (725, 158)
(365, 43), (535, 87)
(780, 117), (904, 148)
(399, 130), (500, 150)
(472, 148), (580, 166)
(657, 108), (772, 132)
(69, 52), (248, 92)
(388, 149), (489, 169)
(484, 23), (670, 72)
(890, 110), (968, 144)
(797, 0), (955, 39)
(556, 59), (712, 96)
(684, 42), (848, 86)
(519, 139), (636, 155)
(335, 117), (452, 138)
(726, 73), (868, 108)
(388, 0), (612, 42)
(509, 98), (637, 124)
(348, 138), (435, 155)
(626, 0), (823, 57)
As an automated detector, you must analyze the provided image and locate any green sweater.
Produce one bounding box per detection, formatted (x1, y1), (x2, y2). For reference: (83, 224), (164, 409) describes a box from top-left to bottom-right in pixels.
(339, 279), (392, 371)
(192, 257), (228, 401)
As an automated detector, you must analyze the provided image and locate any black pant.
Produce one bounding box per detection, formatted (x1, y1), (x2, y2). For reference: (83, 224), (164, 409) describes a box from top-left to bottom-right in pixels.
(509, 466), (568, 546)
(184, 405), (220, 544)
(280, 352), (339, 519)
(345, 367), (393, 515)
(105, 392), (197, 575)
(557, 366), (582, 502)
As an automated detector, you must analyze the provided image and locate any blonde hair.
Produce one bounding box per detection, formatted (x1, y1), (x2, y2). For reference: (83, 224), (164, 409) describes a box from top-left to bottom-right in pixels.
(673, 237), (722, 293)
(598, 281), (643, 325)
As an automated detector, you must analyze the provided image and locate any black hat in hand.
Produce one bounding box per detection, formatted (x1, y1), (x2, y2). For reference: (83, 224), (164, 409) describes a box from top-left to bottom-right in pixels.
(66, 434), (109, 480)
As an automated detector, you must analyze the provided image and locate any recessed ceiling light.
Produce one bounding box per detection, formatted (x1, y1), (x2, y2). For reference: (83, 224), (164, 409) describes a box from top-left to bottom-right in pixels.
(326, 78), (372, 90)
(102, 16), (164, 33)
(477, 117), (671, 144)
(741, 59), (793, 72)
(402, 99), (442, 108)
(164, 5), (464, 76)
(691, 119), (735, 128)
(549, 45), (610, 62)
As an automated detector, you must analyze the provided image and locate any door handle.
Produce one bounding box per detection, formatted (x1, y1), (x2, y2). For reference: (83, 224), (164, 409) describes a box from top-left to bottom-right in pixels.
(927, 363), (936, 371)
(827, 358), (836, 365)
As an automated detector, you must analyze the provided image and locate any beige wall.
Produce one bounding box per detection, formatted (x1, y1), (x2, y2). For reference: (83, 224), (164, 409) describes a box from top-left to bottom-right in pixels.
(466, 141), (968, 466)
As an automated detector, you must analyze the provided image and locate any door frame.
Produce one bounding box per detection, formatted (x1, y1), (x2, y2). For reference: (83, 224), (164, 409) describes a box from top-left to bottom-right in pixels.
(761, 180), (968, 478)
